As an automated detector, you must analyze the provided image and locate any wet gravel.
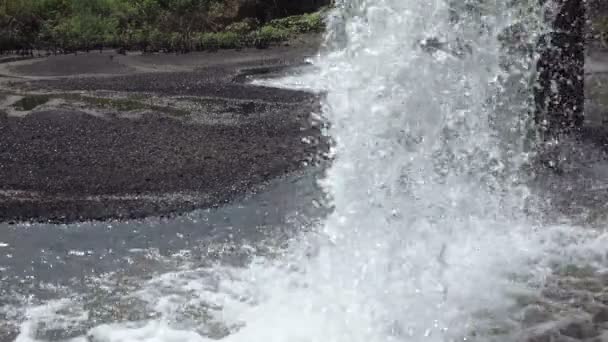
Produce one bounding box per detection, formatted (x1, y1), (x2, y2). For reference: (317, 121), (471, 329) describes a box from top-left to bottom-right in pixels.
(0, 46), (328, 223)
(27, 69), (316, 103)
(10, 53), (134, 76)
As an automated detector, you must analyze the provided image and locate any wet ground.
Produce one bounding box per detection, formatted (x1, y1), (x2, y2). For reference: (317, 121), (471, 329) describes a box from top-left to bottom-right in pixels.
(0, 36), (328, 223)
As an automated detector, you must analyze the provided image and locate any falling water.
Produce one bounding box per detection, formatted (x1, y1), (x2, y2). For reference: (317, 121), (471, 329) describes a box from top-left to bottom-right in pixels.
(223, 1), (553, 340)
(10, 1), (608, 342)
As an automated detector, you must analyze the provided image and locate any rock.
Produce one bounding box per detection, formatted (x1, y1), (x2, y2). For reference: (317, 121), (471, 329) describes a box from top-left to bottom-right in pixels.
(559, 319), (599, 339)
(596, 293), (608, 305)
(584, 303), (608, 317)
(0, 326), (18, 342)
(525, 318), (603, 342)
(526, 330), (558, 342)
(522, 305), (555, 327)
(557, 265), (596, 279)
(525, 330), (580, 342)
(574, 279), (605, 293)
(593, 308), (608, 323)
(586, 331), (608, 342)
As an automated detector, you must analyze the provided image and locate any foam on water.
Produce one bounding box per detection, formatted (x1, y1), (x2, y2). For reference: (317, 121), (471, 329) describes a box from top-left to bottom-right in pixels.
(250, 62), (324, 92)
(11, 1), (608, 341)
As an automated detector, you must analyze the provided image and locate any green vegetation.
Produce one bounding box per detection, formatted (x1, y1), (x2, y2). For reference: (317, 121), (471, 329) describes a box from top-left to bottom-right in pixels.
(267, 11), (324, 34)
(12, 94), (51, 111)
(594, 17), (608, 47)
(0, 0), (328, 54)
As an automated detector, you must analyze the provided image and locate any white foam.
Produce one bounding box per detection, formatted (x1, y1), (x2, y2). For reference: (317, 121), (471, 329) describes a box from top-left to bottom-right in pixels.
(88, 322), (211, 342)
(15, 299), (88, 342)
(250, 72), (325, 92)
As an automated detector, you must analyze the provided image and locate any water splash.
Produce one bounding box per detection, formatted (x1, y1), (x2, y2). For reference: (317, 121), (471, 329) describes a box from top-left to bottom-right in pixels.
(218, 1), (604, 341)
(221, 2), (549, 340)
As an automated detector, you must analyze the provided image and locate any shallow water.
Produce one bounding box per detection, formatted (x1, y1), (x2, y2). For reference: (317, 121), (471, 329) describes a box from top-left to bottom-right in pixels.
(0, 169), (327, 341)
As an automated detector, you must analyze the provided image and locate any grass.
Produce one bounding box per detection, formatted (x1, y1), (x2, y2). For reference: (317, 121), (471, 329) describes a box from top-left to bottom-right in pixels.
(193, 10), (325, 50)
(197, 31), (243, 50)
(225, 18), (259, 34)
(254, 26), (289, 47)
(7, 91), (187, 116)
(267, 11), (325, 34)
(12, 95), (51, 111)
(196, 25), (290, 50)
(593, 17), (608, 47)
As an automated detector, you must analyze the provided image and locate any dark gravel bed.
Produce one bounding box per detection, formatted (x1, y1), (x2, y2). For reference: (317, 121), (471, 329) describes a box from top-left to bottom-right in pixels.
(0, 45), (327, 223)
(0, 101), (325, 222)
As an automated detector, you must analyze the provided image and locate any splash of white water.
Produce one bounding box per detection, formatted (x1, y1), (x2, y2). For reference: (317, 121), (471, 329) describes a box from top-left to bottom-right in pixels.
(217, 1), (607, 340)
